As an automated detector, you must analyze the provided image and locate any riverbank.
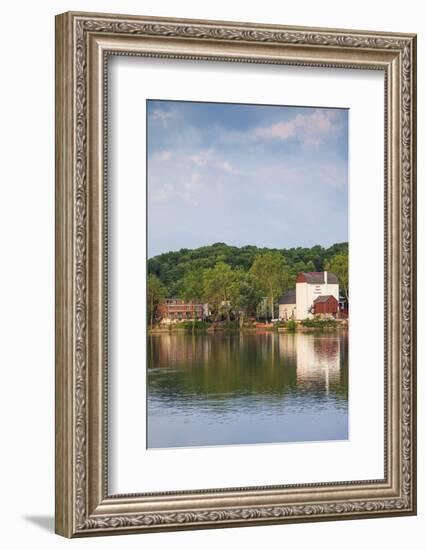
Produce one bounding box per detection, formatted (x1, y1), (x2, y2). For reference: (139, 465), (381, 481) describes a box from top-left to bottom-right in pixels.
(149, 319), (348, 334)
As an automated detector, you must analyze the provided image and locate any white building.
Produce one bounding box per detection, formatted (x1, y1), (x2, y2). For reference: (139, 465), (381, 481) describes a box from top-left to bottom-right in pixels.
(295, 271), (339, 320)
(278, 290), (296, 320)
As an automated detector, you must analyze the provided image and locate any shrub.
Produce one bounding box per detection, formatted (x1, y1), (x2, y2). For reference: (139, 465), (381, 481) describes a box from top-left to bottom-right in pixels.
(179, 320), (210, 331)
(285, 319), (297, 332)
(222, 320), (240, 330)
(300, 317), (337, 329)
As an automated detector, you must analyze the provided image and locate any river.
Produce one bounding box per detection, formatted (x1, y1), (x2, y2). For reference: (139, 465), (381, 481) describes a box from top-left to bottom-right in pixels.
(147, 331), (348, 448)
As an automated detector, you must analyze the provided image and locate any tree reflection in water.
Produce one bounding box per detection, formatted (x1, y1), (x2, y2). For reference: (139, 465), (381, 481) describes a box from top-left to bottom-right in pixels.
(147, 331), (348, 448)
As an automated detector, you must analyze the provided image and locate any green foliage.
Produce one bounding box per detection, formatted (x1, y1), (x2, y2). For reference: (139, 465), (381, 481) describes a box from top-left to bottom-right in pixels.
(285, 319), (297, 332)
(202, 262), (237, 321)
(181, 268), (204, 304)
(147, 274), (165, 328)
(222, 320), (240, 330)
(325, 252), (349, 300)
(249, 251), (289, 318)
(230, 272), (263, 326)
(178, 320), (210, 331)
(301, 317), (338, 329)
(148, 242), (348, 298)
(181, 268), (206, 330)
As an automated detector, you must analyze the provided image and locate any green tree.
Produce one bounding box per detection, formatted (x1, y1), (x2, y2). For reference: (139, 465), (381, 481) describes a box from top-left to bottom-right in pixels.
(250, 251), (289, 319)
(230, 272), (263, 328)
(147, 274), (165, 329)
(203, 262), (236, 321)
(182, 269), (205, 332)
(325, 252), (349, 300)
(288, 259), (316, 281)
(147, 241), (349, 296)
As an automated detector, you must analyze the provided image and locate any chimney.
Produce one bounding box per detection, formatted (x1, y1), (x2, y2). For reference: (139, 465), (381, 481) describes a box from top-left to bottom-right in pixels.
(324, 270), (328, 284)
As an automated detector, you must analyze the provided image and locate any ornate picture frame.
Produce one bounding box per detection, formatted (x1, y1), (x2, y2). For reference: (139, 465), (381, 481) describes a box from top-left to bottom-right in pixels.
(55, 11), (417, 537)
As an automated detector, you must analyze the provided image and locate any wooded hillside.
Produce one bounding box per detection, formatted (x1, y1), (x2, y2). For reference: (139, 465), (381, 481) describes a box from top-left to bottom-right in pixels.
(148, 242), (348, 297)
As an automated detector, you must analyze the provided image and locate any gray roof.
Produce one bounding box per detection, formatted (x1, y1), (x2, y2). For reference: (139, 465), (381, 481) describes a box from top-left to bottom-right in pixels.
(300, 272), (338, 284)
(278, 290), (296, 305)
(313, 294), (337, 304)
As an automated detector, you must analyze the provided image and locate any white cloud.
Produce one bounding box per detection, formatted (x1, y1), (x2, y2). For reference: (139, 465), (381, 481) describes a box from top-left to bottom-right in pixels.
(149, 109), (175, 125)
(253, 158), (348, 201)
(216, 160), (235, 174)
(184, 173), (201, 189)
(253, 109), (341, 146)
(189, 150), (242, 175)
(147, 103), (348, 255)
(150, 169), (207, 206)
(153, 150), (172, 161)
(177, 173), (206, 205)
(316, 162), (348, 189)
(151, 183), (175, 201)
(189, 150), (213, 166)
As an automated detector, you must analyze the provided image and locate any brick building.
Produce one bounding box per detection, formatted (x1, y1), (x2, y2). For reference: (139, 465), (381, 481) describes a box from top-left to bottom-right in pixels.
(159, 299), (209, 322)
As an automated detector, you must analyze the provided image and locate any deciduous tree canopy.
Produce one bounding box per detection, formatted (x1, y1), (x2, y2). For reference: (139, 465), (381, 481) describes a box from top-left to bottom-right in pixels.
(325, 252), (349, 300)
(148, 242), (348, 298)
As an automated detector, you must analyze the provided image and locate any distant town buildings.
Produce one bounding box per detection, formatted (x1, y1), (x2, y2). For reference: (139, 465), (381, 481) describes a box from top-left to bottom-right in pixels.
(156, 271), (346, 325)
(159, 299), (209, 324)
(279, 271), (342, 320)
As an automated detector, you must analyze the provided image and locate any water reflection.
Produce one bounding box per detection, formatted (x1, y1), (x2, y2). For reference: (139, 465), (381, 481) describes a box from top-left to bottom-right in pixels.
(147, 331), (348, 448)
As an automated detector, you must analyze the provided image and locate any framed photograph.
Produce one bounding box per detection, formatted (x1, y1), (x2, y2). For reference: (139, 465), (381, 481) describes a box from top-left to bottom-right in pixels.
(55, 11), (417, 537)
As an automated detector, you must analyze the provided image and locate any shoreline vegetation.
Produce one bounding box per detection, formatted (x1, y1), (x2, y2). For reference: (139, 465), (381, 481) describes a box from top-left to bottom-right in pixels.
(149, 318), (348, 335)
(148, 241), (349, 331)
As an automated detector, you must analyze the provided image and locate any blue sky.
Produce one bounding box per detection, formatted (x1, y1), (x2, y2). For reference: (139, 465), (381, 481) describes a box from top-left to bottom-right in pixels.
(147, 100), (348, 258)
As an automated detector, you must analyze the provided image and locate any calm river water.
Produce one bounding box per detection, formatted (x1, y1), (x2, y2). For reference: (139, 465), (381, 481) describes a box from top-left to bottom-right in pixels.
(147, 331), (348, 448)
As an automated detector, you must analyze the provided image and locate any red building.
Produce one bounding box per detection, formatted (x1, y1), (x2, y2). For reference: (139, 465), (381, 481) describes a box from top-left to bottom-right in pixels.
(313, 295), (339, 316)
(159, 299), (207, 321)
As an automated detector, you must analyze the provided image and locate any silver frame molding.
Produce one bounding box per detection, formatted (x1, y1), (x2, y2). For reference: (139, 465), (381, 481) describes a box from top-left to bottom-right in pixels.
(55, 11), (417, 538)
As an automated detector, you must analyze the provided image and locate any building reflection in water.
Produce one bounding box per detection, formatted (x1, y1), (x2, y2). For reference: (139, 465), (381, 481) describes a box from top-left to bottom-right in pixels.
(148, 331), (347, 400)
(295, 335), (340, 394)
(147, 331), (348, 448)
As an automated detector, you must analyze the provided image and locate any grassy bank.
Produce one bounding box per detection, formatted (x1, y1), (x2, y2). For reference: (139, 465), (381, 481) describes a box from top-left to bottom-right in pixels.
(149, 318), (348, 334)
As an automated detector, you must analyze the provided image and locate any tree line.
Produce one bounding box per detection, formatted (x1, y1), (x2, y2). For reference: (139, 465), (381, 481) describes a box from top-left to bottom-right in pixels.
(148, 242), (348, 327)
